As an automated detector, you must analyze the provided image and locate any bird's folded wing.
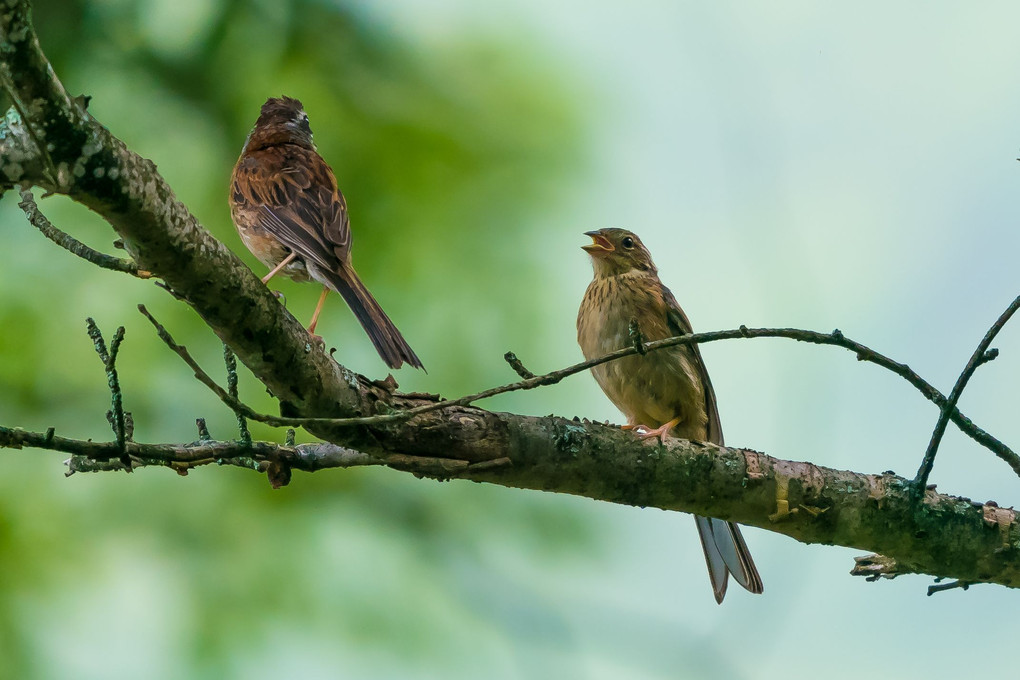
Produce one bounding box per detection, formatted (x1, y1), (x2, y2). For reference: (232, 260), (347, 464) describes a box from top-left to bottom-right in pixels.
(233, 151), (351, 270)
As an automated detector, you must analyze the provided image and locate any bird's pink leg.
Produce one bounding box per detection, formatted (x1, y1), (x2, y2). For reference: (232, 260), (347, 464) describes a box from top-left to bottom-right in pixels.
(307, 285), (330, 334)
(261, 252), (297, 284)
(634, 417), (681, 442)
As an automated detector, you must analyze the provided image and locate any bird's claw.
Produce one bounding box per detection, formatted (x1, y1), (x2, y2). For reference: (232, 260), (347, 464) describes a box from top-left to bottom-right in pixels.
(629, 418), (680, 443)
(635, 426), (667, 442)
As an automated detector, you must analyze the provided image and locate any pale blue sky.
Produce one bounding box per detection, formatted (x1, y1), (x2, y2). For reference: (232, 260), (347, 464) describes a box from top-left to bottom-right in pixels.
(367, 3), (1020, 678)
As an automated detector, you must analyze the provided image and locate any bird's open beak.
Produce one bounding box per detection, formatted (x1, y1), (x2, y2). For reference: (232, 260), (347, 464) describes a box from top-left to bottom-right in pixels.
(582, 231), (614, 255)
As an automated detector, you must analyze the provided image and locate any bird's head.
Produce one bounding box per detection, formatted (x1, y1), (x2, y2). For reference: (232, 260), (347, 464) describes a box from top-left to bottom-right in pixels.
(582, 228), (657, 277)
(241, 96), (315, 153)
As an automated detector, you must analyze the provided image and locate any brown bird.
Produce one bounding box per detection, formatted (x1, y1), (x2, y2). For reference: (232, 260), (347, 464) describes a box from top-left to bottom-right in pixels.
(229, 96), (423, 370)
(577, 227), (762, 603)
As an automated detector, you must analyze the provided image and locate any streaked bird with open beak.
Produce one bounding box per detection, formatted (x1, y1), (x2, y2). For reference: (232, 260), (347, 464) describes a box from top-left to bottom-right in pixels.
(576, 227), (763, 603)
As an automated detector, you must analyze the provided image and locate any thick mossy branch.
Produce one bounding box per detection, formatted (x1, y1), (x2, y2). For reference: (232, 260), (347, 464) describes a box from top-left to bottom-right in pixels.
(3, 416), (1019, 589)
(355, 406), (1020, 591)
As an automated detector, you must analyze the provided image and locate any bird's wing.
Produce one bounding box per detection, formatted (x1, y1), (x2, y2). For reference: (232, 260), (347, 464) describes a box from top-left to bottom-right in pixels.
(232, 146), (351, 271)
(661, 284), (724, 446)
(657, 284), (762, 601)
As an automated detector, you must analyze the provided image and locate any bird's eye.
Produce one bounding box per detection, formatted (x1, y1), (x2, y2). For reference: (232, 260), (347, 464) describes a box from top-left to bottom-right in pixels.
(621, 236), (634, 249)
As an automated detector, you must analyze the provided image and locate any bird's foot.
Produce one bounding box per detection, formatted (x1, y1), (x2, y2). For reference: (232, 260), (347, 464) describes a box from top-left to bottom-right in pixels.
(632, 417), (681, 443)
(307, 332), (326, 350)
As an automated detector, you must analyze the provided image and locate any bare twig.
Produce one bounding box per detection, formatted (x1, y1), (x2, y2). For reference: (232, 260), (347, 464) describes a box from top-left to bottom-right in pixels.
(913, 293), (1020, 490)
(0, 423), (373, 472)
(137, 304), (272, 422)
(503, 351), (535, 379)
(18, 188), (150, 278)
(223, 344), (251, 446)
(85, 318), (129, 464)
(138, 303), (449, 428)
(0, 423), (482, 481)
(141, 303), (1018, 475)
(927, 580), (971, 596)
(395, 327), (1015, 473)
(196, 418), (212, 441)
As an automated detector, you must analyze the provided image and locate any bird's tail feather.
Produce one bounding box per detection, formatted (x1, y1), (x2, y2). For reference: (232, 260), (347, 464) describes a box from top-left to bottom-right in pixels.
(323, 264), (423, 370)
(695, 515), (763, 604)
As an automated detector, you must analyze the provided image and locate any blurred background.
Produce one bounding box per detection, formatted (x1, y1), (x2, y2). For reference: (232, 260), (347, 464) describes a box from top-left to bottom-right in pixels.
(1, 1), (1019, 678)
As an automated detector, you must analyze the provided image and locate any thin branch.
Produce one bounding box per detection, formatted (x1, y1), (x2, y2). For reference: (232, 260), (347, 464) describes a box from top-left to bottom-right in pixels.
(927, 580), (971, 596)
(913, 293), (1020, 490)
(17, 188), (150, 278)
(0, 424), (374, 472)
(138, 303), (439, 429)
(85, 318), (128, 462)
(373, 326), (1015, 472)
(503, 352), (535, 379)
(223, 345), (251, 446)
(137, 304), (268, 420)
(196, 418), (212, 441)
(141, 302), (1018, 475)
(0, 424), (485, 482)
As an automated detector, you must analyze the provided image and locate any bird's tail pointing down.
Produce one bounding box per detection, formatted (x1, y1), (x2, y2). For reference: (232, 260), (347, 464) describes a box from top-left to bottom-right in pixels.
(323, 264), (424, 371)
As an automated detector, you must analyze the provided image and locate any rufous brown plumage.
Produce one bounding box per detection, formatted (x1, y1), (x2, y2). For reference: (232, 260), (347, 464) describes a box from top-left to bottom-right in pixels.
(230, 96), (423, 370)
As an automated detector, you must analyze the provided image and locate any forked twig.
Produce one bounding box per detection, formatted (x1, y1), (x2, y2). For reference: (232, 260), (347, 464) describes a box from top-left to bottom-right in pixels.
(85, 318), (129, 465)
(223, 345), (252, 445)
(913, 294), (1020, 491)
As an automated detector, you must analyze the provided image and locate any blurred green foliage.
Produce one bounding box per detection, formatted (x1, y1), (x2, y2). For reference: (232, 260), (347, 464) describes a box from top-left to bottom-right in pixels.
(0, 1), (595, 677)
